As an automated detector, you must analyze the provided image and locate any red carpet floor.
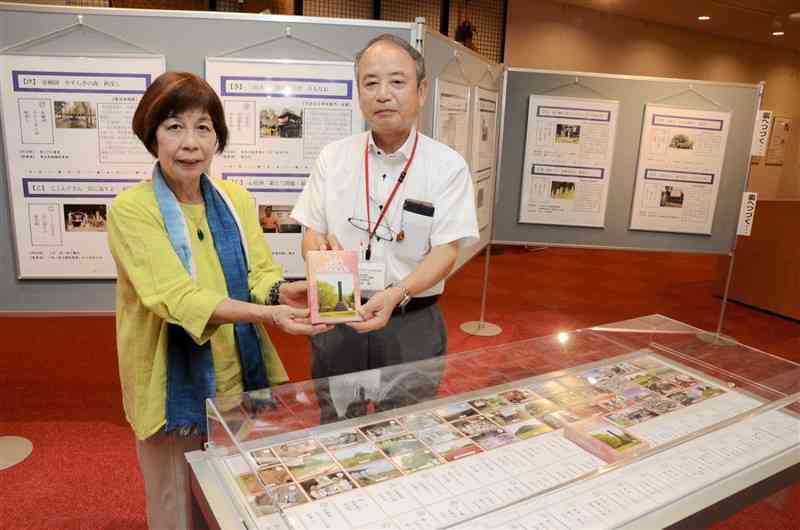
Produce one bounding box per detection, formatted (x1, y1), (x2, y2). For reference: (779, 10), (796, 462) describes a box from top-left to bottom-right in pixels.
(1, 246), (798, 529)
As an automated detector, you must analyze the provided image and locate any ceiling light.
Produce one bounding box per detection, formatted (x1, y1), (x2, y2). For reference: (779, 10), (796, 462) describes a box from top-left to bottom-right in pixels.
(697, 16), (711, 21)
(772, 31), (785, 36)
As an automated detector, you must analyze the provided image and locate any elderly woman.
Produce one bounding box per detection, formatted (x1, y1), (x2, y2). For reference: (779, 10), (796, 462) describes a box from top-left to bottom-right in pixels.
(107, 71), (327, 529)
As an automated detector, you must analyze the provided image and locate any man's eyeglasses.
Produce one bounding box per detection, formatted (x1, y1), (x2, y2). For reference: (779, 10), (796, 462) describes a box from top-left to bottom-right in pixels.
(347, 217), (395, 242)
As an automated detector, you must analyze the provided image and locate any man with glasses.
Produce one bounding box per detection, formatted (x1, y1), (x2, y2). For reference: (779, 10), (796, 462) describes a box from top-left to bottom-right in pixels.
(291, 34), (479, 392)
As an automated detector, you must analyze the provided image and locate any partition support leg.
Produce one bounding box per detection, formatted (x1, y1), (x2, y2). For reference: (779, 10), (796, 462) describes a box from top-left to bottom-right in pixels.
(460, 243), (502, 337)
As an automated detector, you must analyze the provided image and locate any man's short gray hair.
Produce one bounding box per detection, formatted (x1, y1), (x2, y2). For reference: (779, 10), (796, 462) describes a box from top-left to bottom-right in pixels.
(354, 34), (426, 85)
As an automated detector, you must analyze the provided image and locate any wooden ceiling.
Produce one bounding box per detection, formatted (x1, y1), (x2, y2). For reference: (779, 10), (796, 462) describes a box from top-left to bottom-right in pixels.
(552, 0), (800, 51)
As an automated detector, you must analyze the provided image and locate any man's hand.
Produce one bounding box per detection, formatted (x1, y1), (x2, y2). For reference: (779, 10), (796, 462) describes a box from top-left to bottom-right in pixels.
(347, 287), (405, 334)
(308, 231), (343, 252)
(279, 280), (309, 308)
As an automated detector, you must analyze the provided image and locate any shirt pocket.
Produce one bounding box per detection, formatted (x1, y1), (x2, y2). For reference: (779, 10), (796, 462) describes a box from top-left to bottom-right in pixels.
(395, 210), (433, 262)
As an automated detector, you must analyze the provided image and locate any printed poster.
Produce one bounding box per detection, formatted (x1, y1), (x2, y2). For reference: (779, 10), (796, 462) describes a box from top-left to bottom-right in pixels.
(471, 87), (498, 231)
(629, 105), (731, 235)
(765, 115), (792, 166)
(206, 58), (362, 277)
(434, 79), (469, 161)
(519, 95), (619, 227)
(0, 53), (164, 278)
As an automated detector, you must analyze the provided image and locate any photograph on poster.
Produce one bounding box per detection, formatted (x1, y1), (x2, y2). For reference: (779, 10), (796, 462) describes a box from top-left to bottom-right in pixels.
(434, 79), (470, 160)
(259, 105), (302, 138)
(64, 204), (107, 232)
(258, 204), (300, 233)
(472, 87), (499, 175)
(519, 95), (619, 227)
(54, 101), (97, 129)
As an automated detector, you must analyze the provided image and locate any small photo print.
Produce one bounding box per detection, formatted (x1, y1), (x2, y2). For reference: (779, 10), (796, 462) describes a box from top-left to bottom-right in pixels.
(307, 251), (362, 324)
(317, 429), (367, 451)
(568, 403), (607, 419)
(331, 442), (384, 469)
(589, 424), (643, 452)
(555, 123), (580, 144)
(659, 185), (685, 208)
(541, 410), (581, 429)
(451, 415), (499, 437)
(510, 419), (553, 440)
(639, 377), (682, 397)
(468, 395), (508, 412)
(435, 402), (477, 423)
(260, 104), (302, 138)
(619, 386), (656, 407)
(525, 398), (560, 417)
(251, 447), (279, 468)
(376, 433), (425, 458)
(258, 205), (301, 233)
(595, 395), (629, 412)
(416, 424), (462, 447)
(64, 204), (107, 232)
(392, 449), (442, 473)
(640, 396), (682, 415)
(549, 391), (586, 409)
(499, 388), (537, 404)
(485, 405), (532, 427)
(251, 484), (308, 516)
(54, 101), (97, 128)
(550, 181), (576, 200)
(257, 464), (293, 487)
(669, 133), (694, 150)
(360, 418), (405, 442)
(596, 375), (638, 394)
(300, 470), (355, 500)
(316, 273), (357, 318)
(347, 458), (403, 487)
(605, 407), (659, 428)
(432, 437), (483, 462)
(272, 438), (321, 459)
(471, 429), (515, 450)
(400, 412), (443, 432)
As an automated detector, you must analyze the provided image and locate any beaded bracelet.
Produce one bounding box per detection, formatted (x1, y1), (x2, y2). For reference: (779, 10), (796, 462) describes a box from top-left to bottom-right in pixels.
(267, 280), (289, 306)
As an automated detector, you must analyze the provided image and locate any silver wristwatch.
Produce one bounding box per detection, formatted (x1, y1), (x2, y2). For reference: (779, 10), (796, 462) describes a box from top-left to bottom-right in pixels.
(387, 282), (411, 310)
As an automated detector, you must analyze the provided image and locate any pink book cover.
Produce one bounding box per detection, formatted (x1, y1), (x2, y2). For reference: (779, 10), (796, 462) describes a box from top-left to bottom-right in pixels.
(563, 416), (650, 463)
(307, 250), (363, 324)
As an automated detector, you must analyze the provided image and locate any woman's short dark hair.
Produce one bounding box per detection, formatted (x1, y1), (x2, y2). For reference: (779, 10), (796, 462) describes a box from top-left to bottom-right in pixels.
(132, 71), (228, 157)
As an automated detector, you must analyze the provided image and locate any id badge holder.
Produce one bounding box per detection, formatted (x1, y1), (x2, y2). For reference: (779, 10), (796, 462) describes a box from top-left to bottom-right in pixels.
(359, 260), (386, 297)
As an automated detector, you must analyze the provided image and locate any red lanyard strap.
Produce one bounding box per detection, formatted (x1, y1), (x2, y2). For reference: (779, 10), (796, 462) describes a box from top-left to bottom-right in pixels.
(364, 131), (420, 257)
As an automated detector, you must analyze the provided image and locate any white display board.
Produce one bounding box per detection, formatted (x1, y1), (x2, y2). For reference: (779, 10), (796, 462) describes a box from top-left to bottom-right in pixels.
(206, 58), (363, 278)
(0, 53), (164, 278)
(471, 87), (498, 231)
(519, 95), (619, 228)
(629, 105), (731, 235)
(433, 79), (470, 162)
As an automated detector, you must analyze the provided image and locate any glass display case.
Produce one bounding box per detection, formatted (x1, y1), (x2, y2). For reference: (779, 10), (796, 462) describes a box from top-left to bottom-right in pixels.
(189, 314), (800, 530)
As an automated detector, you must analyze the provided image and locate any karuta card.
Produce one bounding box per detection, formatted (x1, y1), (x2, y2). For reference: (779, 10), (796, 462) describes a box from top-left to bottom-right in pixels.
(564, 416), (649, 463)
(306, 250), (362, 324)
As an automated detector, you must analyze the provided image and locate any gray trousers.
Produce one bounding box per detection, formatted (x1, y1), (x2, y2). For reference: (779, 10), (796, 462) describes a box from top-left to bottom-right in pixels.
(311, 304), (448, 423)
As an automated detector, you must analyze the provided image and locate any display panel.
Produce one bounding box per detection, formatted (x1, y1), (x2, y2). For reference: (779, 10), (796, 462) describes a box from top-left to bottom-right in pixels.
(205, 58), (362, 278)
(0, 53), (164, 278)
(202, 315), (800, 530)
(629, 105), (731, 235)
(471, 87), (498, 231)
(434, 79), (470, 162)
(519, 95), (619, 228)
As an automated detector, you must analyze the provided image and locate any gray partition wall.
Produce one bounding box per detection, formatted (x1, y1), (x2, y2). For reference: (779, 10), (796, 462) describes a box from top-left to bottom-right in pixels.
(420, 30), (502, 269)
(494, 68), (761, 254)
(0, 3), (417, 311)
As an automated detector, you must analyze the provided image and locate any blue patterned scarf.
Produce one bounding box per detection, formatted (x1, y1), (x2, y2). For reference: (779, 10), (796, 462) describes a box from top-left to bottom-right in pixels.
(152, 163), (269, 436)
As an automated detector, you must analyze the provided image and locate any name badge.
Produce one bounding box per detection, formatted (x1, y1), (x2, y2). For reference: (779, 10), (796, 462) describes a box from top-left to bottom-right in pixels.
(359, 260), (386, 295)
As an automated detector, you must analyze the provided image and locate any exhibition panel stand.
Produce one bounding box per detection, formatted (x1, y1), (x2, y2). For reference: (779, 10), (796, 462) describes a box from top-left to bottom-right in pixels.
(188, 314), (800, 530)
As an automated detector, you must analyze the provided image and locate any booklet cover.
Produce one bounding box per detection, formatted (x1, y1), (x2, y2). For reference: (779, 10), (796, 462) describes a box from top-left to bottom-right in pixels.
(307, 250), (363, 324)
(563, 416), (649, 463)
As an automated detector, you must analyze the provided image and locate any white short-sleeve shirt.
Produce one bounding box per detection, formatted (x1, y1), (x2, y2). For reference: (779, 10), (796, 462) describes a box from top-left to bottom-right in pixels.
(292, 128), (479, 297)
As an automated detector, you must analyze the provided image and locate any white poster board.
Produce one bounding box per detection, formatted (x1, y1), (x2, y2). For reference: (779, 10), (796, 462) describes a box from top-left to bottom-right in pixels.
(434, 79), (470, 161)
(471, 87), (498, 230)
(519, 95), (619, 228)
(0, 53), (164, 278)
(765, 115), (792, 166)
(629, 105), (731, 235)
(206, 58), (362, 278)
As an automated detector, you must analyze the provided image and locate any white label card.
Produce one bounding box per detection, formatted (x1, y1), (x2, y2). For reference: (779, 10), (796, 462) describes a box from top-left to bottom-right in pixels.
(359, 260), (386, 294)
(737, 192), (757, 236)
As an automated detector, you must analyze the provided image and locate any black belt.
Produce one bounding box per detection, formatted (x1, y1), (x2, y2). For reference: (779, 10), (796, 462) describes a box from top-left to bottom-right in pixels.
(361, 295), (440, 316)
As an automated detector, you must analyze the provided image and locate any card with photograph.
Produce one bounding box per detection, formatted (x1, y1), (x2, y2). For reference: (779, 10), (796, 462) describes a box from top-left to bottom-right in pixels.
(528, 380), (567, 397)
(485, 405), (532, 426)
(317, 429), (368, 451)
(306, 250), (362, 324)
(541, 409), (582, 429)
(300, 470), (356, 501)
(347, 457), (403, 487)
(471, 429), (515, 450)
(416, 424), (462, 446)
(451, 415), (499, 437)
(279, 448), (339, 482)
(377, 433), (426, 458)
(392, 449), (442, 473)
(435, 402), (478, 422)
(524, 398), (560, 417)
(400, 412), (443, 432)
(605, 406), (659, 428)
(360, 418), (406, 441)
(251, 447), (280, 468)
(251, 483), (308, 516)
(499, 388), (538, 404)
(564, 417), (649, 463)
(468, 394), (508, 412)
(431, 437), (483, 462)
(509, 418), (553, 440)
(331, 442), (384, 469)
(257, 464), (294, 487)
(640, 396), (682, 415)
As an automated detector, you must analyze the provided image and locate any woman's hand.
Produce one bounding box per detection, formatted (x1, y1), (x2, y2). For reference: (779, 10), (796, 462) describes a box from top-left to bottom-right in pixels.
(268, 305), (331, 336)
